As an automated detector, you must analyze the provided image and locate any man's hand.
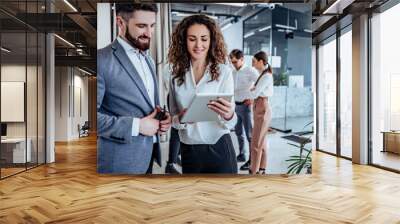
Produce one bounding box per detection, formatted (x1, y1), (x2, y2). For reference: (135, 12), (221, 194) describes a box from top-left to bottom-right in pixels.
(159, 112), (171, 134)
(243, 99), (252, 106)
(139, 109), (159, 136)
(208, 97), (234, 120)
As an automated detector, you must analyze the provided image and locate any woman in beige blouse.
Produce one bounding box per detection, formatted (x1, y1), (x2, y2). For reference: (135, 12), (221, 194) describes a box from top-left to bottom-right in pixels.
(249, 51), (274, 174)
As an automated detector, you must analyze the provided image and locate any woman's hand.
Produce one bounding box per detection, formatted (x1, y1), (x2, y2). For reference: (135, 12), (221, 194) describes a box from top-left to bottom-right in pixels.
(174, 108), (193, 125)
(177, 109), (188, 123)
(207, 97), (234, 121)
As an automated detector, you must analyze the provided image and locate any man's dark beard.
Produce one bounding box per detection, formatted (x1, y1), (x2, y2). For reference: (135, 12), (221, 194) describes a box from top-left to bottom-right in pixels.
(125, 25), (150, 51)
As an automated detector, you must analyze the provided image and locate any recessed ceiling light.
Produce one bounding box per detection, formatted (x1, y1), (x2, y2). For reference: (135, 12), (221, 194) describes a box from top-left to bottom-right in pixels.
(221, 23), (232, 31)
(63, 0), (78, 12)
(1, 47), (11, 53)
(78, 67), (92, 76)
(214, 3), (247, 7)
(54, 34), (75, 48)
(258, 26), (271, 32)
(244, 31), (255, 38)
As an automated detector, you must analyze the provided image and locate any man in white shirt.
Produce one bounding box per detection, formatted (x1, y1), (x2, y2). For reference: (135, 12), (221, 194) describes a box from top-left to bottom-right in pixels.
(97, 3), (171, 174)
(229, 49), (259, 166)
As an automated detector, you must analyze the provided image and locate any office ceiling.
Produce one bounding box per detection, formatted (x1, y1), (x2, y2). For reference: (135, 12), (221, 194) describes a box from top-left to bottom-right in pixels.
(0, 0), (98, 73)
(171, 3), (255, 25)
(311, 0), (390, 43)
(0, 0), (393, 74)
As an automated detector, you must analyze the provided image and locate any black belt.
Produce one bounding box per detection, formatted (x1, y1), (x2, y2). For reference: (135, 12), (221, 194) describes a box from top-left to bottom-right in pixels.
(235, 101), (245, 105)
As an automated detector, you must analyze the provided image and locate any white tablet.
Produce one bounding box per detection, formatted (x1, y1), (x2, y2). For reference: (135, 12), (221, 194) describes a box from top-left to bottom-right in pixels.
(181, 93), (233, 123)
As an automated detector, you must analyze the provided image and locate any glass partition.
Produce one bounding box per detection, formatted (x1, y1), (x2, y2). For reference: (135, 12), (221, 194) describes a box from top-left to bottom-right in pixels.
(243, 4), (313, 133)
(0, 0), (46, 179)
(1, 9), (28, 177)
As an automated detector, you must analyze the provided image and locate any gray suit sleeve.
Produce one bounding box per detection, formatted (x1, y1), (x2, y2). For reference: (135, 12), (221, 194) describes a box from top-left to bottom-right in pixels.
(97, 59), (133, 144)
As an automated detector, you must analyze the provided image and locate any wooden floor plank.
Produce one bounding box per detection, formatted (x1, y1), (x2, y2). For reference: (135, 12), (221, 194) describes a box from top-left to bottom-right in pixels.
(0, 135), (399, 223)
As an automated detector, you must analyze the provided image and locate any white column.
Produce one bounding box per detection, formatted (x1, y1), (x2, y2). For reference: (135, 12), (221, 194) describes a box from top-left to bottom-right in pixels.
(312, 45), (317, 150)
(352, 14), (369, 164)
(46, 32), (55, 163)
(97, 3), (112, 49)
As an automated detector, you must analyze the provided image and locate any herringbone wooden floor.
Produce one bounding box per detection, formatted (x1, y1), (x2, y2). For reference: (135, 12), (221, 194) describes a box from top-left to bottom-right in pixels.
(1, 135), (400, 224)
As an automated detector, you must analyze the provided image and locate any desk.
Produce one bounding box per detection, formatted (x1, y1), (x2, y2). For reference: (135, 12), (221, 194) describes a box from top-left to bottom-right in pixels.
(281, 135), (312, 145)
(1, 138), (31, 163)
(382, 131), (400, 154)
(281, 134), (312, 155)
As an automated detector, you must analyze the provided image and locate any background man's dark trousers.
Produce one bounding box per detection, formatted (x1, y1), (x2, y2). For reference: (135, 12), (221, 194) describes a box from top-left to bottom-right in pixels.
(235, 102), (252, 162)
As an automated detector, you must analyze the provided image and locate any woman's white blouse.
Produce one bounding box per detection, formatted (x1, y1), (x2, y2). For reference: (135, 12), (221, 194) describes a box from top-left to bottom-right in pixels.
(169, 63), (237, 145)
(250, 72), (274, 99)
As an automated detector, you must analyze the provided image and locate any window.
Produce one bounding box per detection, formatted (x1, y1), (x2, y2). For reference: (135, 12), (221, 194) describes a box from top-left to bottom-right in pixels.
(339, 28), (352, 158)
(370, 2), (400, 171)
(317, 35), (337, 155)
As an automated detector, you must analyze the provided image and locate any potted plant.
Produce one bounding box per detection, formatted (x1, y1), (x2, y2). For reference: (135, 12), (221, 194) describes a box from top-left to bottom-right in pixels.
(286, 141), (312, 174)
(285, 121), (313, 174)
(273, 71), (288, 86)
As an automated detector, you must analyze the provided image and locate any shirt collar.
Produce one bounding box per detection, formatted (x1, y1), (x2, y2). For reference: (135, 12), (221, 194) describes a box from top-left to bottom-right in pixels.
(189, 61), (211, 76)
(189, 61), (212, 85)
(117, 36), (148, 56)
(237, 64), (247, 72)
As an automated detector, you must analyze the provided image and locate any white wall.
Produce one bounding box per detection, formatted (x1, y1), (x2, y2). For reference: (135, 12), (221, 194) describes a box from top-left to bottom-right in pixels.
(271, 86), (313, 118)
(54, 67), (89, 141)
(1, 65), (38, 138)
(97, 3), (112, 49)
(72, 74), (89, 138)
(1, 63), (46, 164)
(1, 65), (26, 82)
(55, 67), (68, 141)
(1, 82), (25, 122)
(222, 20), (243, 54)
(1, 66), (26, 126)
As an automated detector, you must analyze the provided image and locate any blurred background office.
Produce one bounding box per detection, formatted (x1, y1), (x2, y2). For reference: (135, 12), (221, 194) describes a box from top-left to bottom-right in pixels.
(97, 2), (313, 174)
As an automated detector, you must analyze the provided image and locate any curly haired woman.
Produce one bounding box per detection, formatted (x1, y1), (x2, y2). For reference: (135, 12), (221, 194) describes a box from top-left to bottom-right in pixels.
(167, 14), (238, 174)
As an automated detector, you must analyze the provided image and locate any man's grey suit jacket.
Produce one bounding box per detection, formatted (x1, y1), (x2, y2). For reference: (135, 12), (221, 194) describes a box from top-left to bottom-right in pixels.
(97, 40), (161, 174)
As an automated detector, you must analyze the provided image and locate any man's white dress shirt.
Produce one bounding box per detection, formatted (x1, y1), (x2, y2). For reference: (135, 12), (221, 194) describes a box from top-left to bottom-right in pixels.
(117, 37), (156, 142)
(232, 65), (259, 102)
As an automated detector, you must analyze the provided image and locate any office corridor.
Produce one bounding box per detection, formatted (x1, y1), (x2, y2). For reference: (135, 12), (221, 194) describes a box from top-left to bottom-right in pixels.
(0, 135), (399, 223)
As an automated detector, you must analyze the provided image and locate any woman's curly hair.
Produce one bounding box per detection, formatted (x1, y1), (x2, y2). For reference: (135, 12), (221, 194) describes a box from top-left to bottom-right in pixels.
(168, 14), (227, 86)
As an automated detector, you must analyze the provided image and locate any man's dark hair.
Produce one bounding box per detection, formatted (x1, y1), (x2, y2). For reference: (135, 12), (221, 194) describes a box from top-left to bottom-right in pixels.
(116, 3), (158, 20)
(229, 49), (244, 59)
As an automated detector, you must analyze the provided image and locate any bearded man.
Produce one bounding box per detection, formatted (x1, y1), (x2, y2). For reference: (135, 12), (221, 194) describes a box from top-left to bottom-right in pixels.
(97, 3), (171, 174)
